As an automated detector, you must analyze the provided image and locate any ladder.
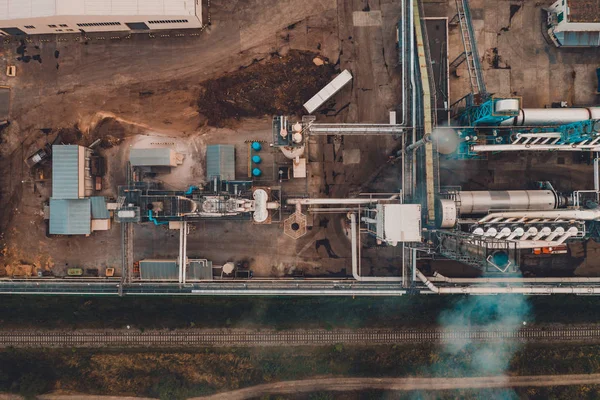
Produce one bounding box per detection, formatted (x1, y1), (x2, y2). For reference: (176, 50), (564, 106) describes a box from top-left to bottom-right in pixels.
(453, 0), (486, 97)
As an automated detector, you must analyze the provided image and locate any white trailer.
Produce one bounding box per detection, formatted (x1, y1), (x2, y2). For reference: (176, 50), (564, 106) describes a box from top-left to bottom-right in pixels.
(303, 69), (353, 114)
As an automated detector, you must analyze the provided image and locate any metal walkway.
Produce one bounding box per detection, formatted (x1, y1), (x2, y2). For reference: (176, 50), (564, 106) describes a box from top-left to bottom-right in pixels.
(472, 133), (600, 152)
(452, 0), (486, 96)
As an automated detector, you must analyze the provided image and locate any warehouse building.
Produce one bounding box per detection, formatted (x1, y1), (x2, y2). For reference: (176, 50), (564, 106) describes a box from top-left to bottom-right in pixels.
(0, 0), (202, 36)
(48, 145), (110, 235)
(547, 0), (600, 47)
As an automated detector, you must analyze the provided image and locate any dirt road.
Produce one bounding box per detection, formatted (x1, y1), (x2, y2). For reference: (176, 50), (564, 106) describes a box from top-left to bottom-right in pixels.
(198, 374), (600, 400)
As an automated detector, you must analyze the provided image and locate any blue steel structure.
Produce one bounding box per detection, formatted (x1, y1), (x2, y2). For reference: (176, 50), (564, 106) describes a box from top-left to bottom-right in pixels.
(458, 98), (518, 126)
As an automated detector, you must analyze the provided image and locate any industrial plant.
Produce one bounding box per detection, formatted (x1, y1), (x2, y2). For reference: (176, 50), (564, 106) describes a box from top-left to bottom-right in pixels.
(0, 0), (600, 297)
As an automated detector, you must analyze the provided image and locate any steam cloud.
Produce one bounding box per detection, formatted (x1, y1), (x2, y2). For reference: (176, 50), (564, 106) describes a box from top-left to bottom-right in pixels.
(438, 294), (531, 375)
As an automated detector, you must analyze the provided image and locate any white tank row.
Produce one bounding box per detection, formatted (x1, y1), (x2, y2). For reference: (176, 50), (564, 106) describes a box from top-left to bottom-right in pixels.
(472, 226), (579, 242)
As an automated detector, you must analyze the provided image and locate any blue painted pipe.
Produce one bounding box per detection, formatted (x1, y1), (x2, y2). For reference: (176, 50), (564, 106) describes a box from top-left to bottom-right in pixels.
(185, 185), (198, 195)
(148, 210), (168, 225)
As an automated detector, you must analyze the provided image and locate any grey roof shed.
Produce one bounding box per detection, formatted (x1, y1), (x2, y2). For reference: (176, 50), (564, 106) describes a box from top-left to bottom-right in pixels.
(52, 145), (80, 199)
(139, 260), (179, 280)
(188, 260), (213, 280)
(206, 145), (235, 181)
(49, 198), (91, 235)
(130, 148), (177, 167)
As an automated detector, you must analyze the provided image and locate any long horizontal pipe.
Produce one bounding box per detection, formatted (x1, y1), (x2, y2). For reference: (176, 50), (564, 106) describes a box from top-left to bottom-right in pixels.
(517, 132), (562, 139)
(309, 124), (405, 134)
(472, 144), (600, 152)
(288, 198), (378, 205)
(431, 272), (600, 284)
(416, 270), (600, 294)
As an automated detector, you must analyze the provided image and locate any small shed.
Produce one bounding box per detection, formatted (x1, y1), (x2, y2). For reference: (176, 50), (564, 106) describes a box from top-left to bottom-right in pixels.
(49, 198), (91, 235)
(206, 145), (235, 181)
(187, 259), (213, 280)
(130, 148), (178, 167)
(139, 259), (178, 280)
(91, 196), (110, 219)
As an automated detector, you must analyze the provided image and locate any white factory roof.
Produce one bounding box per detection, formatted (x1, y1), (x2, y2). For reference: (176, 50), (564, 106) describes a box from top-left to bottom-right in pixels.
(0, 0), (196, 20)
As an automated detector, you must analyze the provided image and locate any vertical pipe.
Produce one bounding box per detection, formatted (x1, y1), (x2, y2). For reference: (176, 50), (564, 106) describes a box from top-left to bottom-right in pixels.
(182, 221), (188, 284)
(400, 0), (406, 125)
(595, 154), (599, 192)
(178, 224), (184, 284)
(350, 213), (359, 280)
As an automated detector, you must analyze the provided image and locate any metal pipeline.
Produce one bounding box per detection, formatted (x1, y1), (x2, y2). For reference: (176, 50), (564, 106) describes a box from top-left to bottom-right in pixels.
(406, 133), (431, 152)
(416, 270), (600, 294)
(595, 154), (600, 192)
(148, 210), (168, 226)
(288, 198), (379, 206)
(350, 214), (402, 282)
(431, 272), (600, 284)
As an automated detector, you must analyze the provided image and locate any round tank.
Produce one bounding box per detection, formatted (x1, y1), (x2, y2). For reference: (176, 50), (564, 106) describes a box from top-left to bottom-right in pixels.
(253, 188), (269, 223)
(436, 198), (458, 228)
(252, 142), (262, 151)
(456, 190), (559, 215)
(252, 155), (262, 164)
(494, 99), (520, 114)
(293, 122), (302, 132)
(293, 132), (303, 144)
(223, 262), (235, 274)
(500, 107), (600, 126)
(252, 168), (262, 177)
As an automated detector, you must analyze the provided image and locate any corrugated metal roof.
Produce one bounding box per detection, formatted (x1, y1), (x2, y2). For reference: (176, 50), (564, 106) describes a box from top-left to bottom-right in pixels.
(49, 198), (91, 235)
(206, 145), (235, 181)
(129, 148), (177, 167)
(90, 196), (110, 219)
(139, 259), (178, 280)
(52, 145), (79, 199)
(188, 259), (213, 280)
(0, 0), (196, 20)
(556, 31), (600, 46)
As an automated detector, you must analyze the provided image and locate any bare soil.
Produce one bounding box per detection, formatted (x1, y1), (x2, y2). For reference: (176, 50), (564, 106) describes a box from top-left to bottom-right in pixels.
(196, 50), (337, 126)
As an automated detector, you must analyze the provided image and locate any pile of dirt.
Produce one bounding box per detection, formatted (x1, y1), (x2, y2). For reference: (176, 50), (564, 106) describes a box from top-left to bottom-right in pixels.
(55, 118), (126, 149)
(197, 50), (338, 127)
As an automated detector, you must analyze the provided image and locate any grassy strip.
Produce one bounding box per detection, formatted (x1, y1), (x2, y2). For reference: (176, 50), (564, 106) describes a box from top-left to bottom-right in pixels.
(3, 295), (600, 330)
(4, 343), (600, 399)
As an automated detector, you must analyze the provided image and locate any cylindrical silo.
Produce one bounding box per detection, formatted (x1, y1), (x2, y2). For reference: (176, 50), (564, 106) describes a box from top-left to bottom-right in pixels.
(500, 107), (600, 126)
(456, 190), (562, 215)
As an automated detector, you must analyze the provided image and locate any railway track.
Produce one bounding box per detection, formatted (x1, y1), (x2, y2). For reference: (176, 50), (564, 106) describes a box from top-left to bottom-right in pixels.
(2, 328), (600, 348)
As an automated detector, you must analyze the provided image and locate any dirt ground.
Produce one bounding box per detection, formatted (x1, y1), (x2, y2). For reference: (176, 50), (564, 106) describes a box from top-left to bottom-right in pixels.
(196, 50), (338, 126)
(0, 0), (403, 279)
(0, 0), (597, 280)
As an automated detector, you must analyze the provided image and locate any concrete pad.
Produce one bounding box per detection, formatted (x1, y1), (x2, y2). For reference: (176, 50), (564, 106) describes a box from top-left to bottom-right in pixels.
(352, 11), (383, 27)
(342, 149), (361, 165)
(485, 69), (511, 97)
